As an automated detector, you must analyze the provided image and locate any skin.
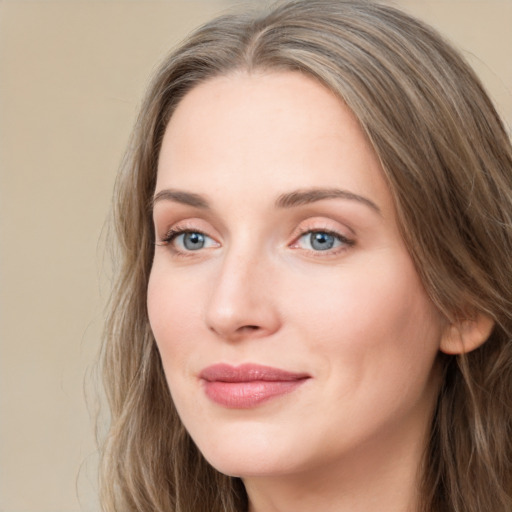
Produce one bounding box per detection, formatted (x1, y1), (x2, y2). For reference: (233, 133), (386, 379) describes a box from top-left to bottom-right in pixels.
(148, 71), (453, 512)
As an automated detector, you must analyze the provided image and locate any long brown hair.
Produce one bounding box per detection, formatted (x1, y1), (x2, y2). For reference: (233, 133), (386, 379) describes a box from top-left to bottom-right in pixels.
(100, 1), (512, 510)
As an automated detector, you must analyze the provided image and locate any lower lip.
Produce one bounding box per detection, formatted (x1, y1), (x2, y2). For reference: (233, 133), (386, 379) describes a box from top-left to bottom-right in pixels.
(203, 379), (307, 408)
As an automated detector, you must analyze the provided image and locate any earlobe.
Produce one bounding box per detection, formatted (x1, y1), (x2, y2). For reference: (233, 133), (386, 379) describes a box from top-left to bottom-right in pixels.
(440, 312), (495, 355)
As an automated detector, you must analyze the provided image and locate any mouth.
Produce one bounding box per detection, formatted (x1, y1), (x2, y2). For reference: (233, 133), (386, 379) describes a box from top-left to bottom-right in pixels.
(199, 363), (311, 409)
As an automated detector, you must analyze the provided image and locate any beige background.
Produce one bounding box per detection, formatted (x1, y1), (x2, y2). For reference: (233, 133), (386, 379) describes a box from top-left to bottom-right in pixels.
(1, 1), (510, 511)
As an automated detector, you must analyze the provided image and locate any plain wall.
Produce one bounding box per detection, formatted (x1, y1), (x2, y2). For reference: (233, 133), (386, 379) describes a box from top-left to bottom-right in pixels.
(0, 1), (510, 511)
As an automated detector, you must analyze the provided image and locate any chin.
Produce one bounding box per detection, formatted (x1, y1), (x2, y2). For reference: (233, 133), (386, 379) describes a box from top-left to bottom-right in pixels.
(205, 451), (299, 479)
(190, 423), (307, 478)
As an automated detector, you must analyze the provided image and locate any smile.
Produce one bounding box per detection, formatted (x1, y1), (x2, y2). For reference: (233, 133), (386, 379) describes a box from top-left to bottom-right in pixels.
(199, 363), (311, 408)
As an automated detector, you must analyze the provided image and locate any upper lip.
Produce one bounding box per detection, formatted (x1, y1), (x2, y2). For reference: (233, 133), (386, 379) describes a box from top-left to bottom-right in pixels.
(199, 363), (310, 382)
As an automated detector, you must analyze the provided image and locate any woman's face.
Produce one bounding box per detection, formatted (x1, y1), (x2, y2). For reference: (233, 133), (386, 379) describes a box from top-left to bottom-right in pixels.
(148, 71), (447, 481)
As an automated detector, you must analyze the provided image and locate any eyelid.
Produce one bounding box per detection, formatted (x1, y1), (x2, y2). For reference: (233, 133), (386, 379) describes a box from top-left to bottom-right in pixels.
(288, 219), (355, 255)
(290, 229), (353, 249)
(156, 228), (220, 259)
(154, 217), (221, 254)
(155, 217), (217, 243)
(161, 227), (212, 244)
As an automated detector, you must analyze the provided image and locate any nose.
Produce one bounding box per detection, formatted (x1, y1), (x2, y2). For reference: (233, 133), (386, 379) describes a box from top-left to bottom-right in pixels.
(204, 247), (281, 341)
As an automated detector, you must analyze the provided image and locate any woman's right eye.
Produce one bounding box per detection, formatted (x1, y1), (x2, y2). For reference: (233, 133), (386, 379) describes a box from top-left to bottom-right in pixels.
(163, 230), (219, 252)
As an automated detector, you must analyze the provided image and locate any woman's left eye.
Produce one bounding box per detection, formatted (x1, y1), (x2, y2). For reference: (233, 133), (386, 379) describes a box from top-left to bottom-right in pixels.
(294, 230), (352, 252)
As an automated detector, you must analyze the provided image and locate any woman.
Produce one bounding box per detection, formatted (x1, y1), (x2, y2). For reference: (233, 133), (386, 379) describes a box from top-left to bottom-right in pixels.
(100, 1), (512, 511)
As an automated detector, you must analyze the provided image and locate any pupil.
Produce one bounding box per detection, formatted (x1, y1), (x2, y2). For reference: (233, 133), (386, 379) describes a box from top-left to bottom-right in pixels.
(311, 232), (334, 251)
(184, 232), (205, 250)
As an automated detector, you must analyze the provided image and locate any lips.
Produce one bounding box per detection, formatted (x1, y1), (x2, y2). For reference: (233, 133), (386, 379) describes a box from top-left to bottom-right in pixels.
(199, 363), (310, 408)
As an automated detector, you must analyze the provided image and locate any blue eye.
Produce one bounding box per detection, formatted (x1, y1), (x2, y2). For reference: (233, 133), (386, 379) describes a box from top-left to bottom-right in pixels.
(166, 230), (218, 252)
(181, 232), (206, 250)
(297, 231), (349, 251)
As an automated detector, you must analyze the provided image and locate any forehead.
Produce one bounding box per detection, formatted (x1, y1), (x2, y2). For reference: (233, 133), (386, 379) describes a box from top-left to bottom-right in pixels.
(156, 71), (391, 215)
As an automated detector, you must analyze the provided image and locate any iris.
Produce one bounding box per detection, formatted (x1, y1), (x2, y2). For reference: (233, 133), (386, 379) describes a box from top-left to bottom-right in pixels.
(310, 232), (336, 251)
(182, 232), (205, 250)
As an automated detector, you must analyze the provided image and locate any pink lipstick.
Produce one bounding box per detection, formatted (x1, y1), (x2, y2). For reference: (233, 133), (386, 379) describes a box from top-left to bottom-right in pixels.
(199, 363), (310, 408)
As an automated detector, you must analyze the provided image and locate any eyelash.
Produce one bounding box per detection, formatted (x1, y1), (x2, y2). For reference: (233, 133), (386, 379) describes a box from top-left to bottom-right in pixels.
(157, 227), (217, 257)
(160, 227), (201, 245)
(290, 227), (355, 257)
(156, 225), (355, 257)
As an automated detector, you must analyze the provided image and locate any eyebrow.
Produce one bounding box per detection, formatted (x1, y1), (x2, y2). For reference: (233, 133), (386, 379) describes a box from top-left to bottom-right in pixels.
(152, 189), (210, 209)
(275, 188), (381, 214)
(152, 187), (380, 214)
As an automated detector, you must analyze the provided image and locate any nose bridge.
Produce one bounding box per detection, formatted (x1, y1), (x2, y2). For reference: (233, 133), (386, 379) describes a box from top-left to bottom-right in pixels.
(205, 237), (279, 339)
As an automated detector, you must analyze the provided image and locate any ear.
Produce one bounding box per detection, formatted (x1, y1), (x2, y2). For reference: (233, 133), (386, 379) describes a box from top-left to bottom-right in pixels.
(440, 312), (495, 355)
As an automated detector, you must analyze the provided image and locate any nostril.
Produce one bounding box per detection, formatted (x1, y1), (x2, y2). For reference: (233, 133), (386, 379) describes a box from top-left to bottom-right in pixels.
(243, 325), (260, 331)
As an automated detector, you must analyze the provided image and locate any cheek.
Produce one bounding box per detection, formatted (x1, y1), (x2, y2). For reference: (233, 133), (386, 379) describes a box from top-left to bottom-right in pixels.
(290, 258), (412, 334)
(290, 252), (443, 381)
(147, 267), (202, 364)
